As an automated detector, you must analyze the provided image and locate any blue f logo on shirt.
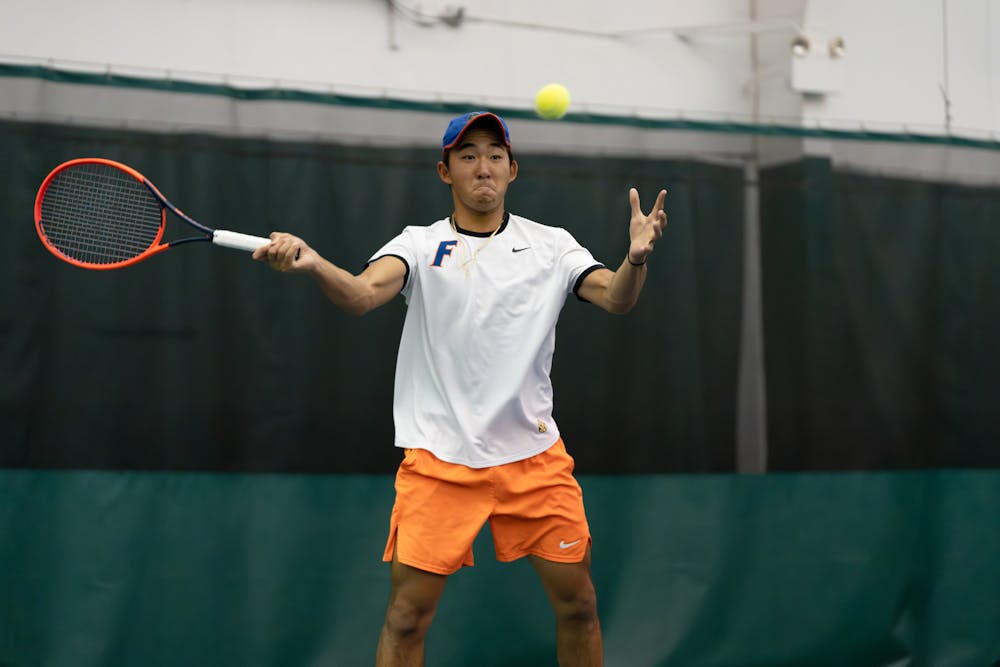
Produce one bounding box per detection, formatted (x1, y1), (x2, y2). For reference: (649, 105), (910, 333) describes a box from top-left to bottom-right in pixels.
(431, 240), (458, 267)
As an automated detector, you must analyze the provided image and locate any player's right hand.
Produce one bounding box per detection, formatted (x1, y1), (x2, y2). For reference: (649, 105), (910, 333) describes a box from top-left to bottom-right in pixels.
(253, 232), (312, 273)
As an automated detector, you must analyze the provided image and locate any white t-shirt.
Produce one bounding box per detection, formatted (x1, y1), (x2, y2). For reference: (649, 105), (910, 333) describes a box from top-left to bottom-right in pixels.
(368, 212), (604, 468)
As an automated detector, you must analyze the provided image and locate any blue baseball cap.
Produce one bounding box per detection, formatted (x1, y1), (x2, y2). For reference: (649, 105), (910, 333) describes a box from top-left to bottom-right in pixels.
(441, 111), (512, 152)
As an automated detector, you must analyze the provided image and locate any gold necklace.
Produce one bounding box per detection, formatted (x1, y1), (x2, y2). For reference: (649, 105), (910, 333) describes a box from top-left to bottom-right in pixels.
(450, 215), (501, 278)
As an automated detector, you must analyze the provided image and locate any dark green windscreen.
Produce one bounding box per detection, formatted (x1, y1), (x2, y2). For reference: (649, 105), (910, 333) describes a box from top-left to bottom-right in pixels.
(761, 159), (1000, 470)
(0, 120), (743, 474)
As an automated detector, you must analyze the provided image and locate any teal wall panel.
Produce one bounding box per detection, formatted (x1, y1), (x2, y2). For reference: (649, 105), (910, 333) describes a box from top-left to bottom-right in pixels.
(2, 470), (998, 666)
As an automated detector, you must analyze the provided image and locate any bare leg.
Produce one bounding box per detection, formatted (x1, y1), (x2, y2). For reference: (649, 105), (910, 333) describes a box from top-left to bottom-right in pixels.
(375, 547), (449, 667)
(529, 546), (602, 666)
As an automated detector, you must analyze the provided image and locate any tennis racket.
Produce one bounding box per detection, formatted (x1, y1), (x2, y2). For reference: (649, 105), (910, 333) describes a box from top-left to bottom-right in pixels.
(34, 158), (271, 270)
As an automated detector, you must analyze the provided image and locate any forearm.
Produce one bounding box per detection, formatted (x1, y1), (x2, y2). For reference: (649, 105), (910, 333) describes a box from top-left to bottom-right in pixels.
(605, 254), (647, 314)
(309, 257), (379, 316)
(255, 233), (404, 314)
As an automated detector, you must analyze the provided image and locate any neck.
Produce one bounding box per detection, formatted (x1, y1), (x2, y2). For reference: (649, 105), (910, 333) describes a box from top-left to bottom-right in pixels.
(451, 203), (505, 234)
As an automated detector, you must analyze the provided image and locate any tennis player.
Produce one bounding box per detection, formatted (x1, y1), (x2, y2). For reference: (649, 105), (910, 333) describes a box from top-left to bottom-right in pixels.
(253, 111), (667, 667)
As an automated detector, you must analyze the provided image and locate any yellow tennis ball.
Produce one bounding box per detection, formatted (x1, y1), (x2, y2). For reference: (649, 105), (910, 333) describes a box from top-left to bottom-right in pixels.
(534, 83), (571, 120)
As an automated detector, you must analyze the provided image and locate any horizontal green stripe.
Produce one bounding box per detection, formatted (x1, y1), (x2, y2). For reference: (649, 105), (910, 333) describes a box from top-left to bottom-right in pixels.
(3, 62), (999, 151)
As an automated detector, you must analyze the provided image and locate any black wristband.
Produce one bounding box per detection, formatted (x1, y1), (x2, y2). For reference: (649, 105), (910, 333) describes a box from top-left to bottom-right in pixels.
(627, 255), (646, 267)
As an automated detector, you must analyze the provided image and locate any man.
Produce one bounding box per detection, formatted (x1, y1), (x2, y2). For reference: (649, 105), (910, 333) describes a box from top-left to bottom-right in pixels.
(253, 111), (667, 666)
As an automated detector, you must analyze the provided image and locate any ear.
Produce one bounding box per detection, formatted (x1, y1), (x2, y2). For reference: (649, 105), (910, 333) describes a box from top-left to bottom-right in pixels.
(437, 161), (452, 185)
(508, 159), (518, 183)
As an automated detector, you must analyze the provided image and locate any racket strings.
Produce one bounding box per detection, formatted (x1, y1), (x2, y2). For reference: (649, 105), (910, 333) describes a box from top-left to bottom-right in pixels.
(40, 163), (163, 265)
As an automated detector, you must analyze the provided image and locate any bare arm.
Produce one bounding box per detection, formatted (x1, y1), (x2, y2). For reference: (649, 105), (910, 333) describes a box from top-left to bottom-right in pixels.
(576, 188), (667, 314)
(576, 261), (646, 315)
(252, 232), (406, 316)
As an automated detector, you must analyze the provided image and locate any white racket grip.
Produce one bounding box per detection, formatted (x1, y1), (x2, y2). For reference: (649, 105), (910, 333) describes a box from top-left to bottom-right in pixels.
(212, 230), (271, 252)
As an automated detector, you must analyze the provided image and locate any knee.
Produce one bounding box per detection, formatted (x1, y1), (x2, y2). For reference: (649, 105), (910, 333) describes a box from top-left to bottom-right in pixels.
(383, 597), (435, 640)
(553, 588), (600, 627)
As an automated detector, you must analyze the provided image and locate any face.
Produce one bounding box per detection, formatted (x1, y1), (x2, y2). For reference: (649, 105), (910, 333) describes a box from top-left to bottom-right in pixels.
(437, 128), (517, 216)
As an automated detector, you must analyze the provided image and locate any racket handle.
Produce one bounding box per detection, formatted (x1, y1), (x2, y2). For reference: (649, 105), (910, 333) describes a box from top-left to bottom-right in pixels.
(212, 230), (271, 252)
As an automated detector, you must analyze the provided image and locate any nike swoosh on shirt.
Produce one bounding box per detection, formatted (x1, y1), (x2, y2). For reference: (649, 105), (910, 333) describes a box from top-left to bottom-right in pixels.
(559, 539), (582, 549)
(512, 247), (531, 253)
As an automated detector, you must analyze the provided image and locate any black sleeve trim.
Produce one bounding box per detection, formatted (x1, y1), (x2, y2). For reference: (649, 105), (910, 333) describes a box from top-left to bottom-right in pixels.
(365, 254), (411, 291)
(573, 263), (607, 302)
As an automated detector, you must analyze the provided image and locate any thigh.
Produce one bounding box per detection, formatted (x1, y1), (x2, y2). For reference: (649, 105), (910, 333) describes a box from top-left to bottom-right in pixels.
(386, 544), (449, 617)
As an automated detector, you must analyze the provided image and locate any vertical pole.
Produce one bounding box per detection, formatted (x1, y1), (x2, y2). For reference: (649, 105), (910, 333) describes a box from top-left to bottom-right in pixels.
(737, 0), (768, 473)
(737, 158), (768, 473)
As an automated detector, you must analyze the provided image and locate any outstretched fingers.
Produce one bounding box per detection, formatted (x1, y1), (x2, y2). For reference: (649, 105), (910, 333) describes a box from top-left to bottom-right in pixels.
(630, 188), (668, 224)
(651, 189), (667, 221)
(625, 187), (669, 264)
(628, 187), (642, 218)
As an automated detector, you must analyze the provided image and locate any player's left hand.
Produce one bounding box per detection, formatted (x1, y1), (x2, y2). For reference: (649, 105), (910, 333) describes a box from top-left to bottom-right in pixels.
(627, 188), (667, 264)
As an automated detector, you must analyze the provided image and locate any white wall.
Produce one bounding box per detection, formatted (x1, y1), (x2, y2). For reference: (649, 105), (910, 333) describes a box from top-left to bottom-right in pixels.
(800, 0), (1000, 136)
(1, 0), (754, 118)
(2, 0), (998, 139)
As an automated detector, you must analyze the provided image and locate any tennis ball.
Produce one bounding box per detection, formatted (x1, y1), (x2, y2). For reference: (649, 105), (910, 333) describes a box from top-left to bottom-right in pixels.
(534, 83), (571, 120)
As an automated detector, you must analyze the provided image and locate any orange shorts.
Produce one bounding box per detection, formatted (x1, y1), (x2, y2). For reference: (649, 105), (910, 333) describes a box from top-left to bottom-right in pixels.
(382, 438), (591, 575)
